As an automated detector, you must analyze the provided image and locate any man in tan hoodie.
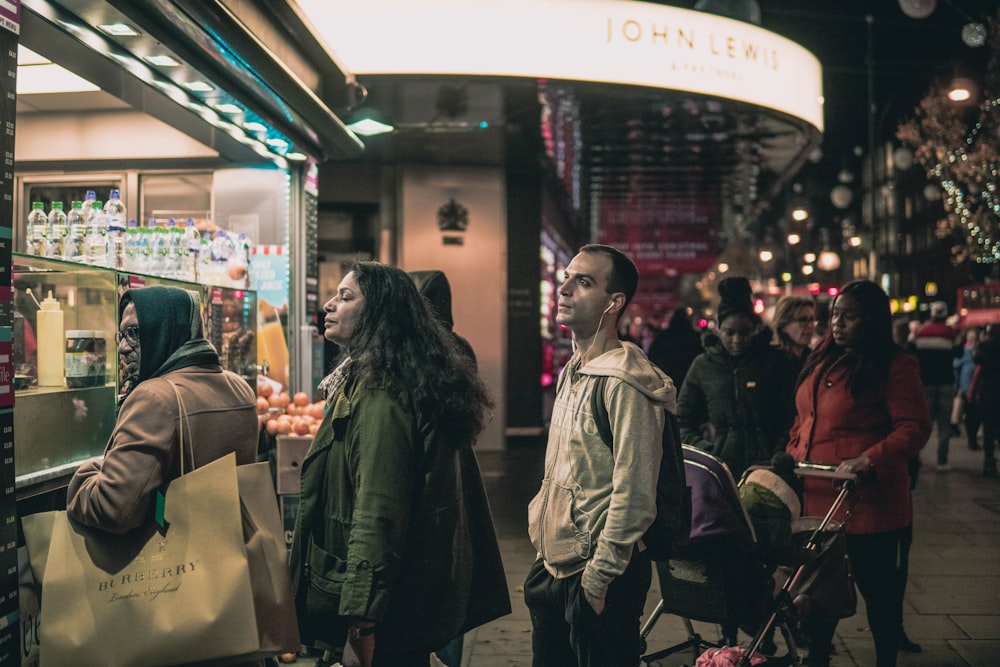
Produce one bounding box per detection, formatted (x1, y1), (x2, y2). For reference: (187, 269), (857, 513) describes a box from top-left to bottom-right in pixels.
(525, 244), (676, 667)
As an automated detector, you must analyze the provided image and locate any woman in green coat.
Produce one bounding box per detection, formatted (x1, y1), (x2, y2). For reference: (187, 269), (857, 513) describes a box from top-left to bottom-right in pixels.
(290, 261), (510, 667)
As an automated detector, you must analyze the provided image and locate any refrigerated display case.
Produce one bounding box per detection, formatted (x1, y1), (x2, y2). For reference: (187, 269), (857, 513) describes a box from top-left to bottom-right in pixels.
(12, 253), (256, 496)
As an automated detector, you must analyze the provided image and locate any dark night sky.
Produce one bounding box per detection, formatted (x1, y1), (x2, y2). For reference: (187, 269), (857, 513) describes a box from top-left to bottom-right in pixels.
(760, 0), (995, 150)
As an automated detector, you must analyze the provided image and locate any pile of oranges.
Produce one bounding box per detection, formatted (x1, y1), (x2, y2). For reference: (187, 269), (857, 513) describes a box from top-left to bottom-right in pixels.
(256, 381), (326, 437)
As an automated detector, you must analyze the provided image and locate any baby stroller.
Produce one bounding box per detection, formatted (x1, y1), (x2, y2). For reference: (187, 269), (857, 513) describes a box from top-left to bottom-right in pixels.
(639, 446), (782, 666)
(736, 462), (859, 667)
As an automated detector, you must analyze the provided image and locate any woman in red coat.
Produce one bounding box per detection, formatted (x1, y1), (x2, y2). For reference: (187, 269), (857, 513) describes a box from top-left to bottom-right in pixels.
(786, 280), (931, 667)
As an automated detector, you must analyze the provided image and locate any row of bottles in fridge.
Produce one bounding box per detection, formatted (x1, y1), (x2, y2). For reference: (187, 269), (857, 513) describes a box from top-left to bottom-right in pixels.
(25, 190), (251, 288)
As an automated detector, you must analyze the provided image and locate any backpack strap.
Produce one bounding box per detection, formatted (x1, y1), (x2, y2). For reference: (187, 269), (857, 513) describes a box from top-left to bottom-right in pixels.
(590, 375), (613, 448)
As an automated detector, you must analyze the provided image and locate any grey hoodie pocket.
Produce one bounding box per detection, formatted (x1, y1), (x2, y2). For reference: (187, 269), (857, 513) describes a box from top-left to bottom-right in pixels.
(528, 479), (591, 568)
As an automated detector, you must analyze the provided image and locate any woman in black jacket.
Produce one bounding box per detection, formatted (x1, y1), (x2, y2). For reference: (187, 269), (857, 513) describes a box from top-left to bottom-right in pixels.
(677, 277), (799, 480)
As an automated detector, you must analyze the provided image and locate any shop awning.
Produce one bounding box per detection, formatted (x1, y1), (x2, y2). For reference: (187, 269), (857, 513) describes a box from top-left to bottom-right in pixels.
(19, 0), (364, 163)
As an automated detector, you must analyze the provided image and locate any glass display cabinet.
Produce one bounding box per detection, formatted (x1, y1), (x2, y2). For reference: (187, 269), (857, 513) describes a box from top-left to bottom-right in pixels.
(12, 253), (257, 497)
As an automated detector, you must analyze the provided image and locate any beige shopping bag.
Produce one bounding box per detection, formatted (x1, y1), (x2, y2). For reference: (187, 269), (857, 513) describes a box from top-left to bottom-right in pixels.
(236, 461), (301, 659)
(29, 453), (260, 667)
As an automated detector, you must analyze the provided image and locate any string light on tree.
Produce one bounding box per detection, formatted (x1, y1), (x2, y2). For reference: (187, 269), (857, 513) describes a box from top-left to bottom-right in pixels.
(897, 16), (1000, 265)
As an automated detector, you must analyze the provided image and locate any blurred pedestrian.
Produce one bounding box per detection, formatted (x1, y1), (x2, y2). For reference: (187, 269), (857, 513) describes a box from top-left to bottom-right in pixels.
(771, 295), (817, 367)
(954, 327), (982, 451)
(408, 269), (476, 667)
(677, 277), (799, 480)
(787, 280), (931, 667)
(908, 302), (961, 470)
(647, 306), (704, 390)
(972, 324), (1000, 478)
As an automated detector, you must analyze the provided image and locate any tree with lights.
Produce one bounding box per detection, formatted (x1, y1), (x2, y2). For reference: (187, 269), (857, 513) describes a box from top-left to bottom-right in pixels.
(897, 13), (1000, 267)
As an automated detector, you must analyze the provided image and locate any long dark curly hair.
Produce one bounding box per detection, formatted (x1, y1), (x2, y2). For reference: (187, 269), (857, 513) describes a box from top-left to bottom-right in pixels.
(799, 280), (899, 399)
(342, 261), (493, 447)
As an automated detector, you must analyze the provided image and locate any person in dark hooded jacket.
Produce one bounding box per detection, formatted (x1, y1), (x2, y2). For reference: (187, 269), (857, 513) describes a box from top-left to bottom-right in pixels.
(68, 285), (258, 530)
(408, 269), (478, 667)
(677, 277), (799, 480)
(66, 285), (262, 667)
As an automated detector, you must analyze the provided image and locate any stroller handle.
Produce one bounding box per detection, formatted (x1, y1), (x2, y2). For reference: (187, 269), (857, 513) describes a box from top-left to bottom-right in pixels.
(794, 461), (859, 481)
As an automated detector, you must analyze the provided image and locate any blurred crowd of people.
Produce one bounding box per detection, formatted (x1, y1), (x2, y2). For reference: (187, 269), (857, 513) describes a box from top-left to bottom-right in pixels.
(621, 288), (997, 480)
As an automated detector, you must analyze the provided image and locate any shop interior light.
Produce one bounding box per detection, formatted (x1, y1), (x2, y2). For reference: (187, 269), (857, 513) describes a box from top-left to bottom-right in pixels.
(787, 233), (801, 245)
(791, 207), (809, 221)
(243, 121), (267, 133)
(145, 54), (181, 67)
(804, 252), (817, 263)
(184, 81), (214, 93)
(16, 46), (100, 94)
(97, 23), (140, 37)
(266, 138), (289, 149)
(214, 103), (243, 114)
(285, 151), (308, 161)
(347, 117), (395, 137)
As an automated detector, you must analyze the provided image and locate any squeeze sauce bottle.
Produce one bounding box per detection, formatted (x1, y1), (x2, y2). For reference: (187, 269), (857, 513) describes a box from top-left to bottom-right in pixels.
(36, 290), (65, 387)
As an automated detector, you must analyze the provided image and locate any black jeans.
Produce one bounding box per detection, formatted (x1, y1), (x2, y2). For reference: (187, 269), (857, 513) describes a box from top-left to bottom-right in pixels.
(804, 525), (911, 667)
(524, 550), (652, 667)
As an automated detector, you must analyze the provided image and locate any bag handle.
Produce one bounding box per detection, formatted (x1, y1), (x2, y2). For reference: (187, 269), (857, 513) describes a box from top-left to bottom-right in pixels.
(167, 380), (195, 475)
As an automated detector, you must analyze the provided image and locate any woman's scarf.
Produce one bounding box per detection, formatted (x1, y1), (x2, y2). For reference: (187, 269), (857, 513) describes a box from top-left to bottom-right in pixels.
(318, 356), (353, 405)
(120, 286), (220, 401)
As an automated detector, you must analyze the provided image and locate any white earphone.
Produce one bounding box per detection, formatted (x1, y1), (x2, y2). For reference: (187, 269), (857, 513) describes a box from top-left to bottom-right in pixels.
(603, 301), (615, 315)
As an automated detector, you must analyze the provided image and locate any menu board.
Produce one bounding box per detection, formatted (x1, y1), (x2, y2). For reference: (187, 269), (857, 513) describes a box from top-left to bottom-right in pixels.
(2, 11), (24, 665)
(1, 10), (21, 666)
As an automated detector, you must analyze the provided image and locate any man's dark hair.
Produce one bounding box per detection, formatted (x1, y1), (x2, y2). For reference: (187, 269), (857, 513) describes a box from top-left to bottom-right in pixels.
(579, 244), (639, 309)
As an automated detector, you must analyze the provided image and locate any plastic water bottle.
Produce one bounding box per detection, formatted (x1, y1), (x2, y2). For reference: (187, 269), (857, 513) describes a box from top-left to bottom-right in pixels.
(123, 219), (139, 272)
(26, 202), (49, 256)
(183, 218), (201, 282)
(228, 232), (252, 288)
(80, 190), (97, 217)
(103, 189), (127, 269)
(207, 231), (232, 286)
(104, 189), (126, 219)
(84, 201), (108, 266)
(147, 220), (172, 277)
(135, 225), (153, 274)
(198, 237), (212, 285)
(65, 201), (86, 262)
(107, 214), (127, 270)
(165, 218), (183, 278)
(46, 201), (67, 259)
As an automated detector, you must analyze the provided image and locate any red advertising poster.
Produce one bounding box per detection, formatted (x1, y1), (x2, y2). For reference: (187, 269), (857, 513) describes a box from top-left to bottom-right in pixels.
(598, 195), (718, 314)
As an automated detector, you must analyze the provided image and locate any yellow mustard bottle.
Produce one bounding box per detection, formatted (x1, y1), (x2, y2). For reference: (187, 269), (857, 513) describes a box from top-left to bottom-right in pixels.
(37, 290), (65, 387)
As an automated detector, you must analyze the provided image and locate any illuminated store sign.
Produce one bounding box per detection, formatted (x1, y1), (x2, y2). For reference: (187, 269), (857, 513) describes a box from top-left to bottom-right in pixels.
(298, 0), (823, 131)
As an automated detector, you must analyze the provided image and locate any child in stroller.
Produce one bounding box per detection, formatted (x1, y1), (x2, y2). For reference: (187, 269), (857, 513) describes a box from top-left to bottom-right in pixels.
(738, 453), (807, 656)
(737, 455), (859, 666)
(639, 447), (785, 666)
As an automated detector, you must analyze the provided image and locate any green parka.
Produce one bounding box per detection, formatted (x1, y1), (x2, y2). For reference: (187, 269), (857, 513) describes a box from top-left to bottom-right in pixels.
(289, 378), (510, 653)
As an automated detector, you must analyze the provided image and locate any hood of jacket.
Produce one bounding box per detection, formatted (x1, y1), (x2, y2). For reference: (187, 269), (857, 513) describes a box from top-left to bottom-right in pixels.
(409, 269), (455, 330)
(579, 341), (677, 413)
